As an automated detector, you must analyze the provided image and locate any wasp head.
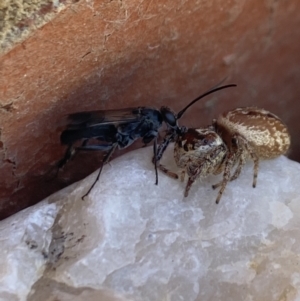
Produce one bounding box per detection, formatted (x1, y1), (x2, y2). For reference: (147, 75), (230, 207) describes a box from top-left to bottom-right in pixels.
(160, 107), (177, 129)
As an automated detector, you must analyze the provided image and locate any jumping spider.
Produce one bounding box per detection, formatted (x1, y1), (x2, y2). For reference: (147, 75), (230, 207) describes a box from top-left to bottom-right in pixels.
(156, 107), (291, 203)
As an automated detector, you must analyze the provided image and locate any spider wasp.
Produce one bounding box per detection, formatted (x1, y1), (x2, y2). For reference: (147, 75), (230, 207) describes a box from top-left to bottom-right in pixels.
(58, 83), (236, 199)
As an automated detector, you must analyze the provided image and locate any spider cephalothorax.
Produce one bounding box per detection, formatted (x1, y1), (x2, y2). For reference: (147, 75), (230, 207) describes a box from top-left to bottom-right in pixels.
(158, 107), (291, 203)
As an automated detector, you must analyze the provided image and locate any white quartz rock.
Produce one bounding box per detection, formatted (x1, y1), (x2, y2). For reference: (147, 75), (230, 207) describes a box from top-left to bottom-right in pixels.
(1, 146), (300, 301)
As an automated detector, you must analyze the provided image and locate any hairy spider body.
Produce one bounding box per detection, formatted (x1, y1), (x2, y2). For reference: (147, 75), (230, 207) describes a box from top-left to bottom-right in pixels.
(215, 107), (290, 159)
(174, 128), (226, 177)
(159, 107), (291, 204)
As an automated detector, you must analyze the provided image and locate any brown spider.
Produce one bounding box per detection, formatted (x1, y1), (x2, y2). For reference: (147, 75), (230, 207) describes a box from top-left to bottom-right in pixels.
(157, 107), (291, 204)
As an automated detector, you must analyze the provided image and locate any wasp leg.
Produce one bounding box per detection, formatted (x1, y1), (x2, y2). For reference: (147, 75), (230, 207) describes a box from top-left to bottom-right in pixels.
(154, 132), (176, 161)
(153, 131), (177, 183)
(46, 139), (89, 182)
(76, 144), (113, 151)
(57, 145), (76, 169)
(142, 131), (158, 148)
(46, 143), (79, 182)
(58, 139), (90, 169)
(81, 143), (118, 200)
(153, 138), (158, 185)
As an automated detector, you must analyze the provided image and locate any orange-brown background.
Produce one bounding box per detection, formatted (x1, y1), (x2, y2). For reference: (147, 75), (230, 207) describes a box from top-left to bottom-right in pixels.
(1, 0), (300, 220)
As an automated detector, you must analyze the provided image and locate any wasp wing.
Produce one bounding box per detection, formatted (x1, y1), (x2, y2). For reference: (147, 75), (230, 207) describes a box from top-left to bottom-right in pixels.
(61, 107), (147, 145)
(66, 107), (144, 129)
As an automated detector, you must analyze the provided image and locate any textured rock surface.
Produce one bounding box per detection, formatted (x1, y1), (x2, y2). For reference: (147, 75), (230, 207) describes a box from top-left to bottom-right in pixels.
(1, 0), (300, 219)
(0, 0), (71, 54)
(1, 146), (300, 301)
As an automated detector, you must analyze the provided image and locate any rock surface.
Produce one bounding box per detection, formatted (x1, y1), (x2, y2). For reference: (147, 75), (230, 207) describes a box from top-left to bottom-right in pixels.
(1, 146), (300, 301)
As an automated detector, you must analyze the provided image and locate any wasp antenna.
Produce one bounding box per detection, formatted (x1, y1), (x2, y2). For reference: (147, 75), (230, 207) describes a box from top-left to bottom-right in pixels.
(209, 77), (228, 90)
(176, 84), (237, 119)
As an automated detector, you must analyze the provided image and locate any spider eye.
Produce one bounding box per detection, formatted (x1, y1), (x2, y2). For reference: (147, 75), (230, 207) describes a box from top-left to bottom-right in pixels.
(232, 137), (237, 146)
(203, 138), (208, 145)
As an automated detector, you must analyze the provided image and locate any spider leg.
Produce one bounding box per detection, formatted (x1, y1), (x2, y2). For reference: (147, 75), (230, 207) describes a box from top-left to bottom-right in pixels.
(184, 160), (209, 197)
(184, 176), (196, 197)
(212, 150), (244, 188)
(236, 135), (260, 188)
(157, 164), (179, 179)
(213, 153), (235, 204)
(248, 148), (259, 188)
(229, 156), (245, 181)
(211, 134), (260, 202)
(253, 159), (259, 187)
(180, 170), (185, 182)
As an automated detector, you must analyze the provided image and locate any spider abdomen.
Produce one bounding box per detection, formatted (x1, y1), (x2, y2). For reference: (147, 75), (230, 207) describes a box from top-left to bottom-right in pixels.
(215, 107), (290, 159)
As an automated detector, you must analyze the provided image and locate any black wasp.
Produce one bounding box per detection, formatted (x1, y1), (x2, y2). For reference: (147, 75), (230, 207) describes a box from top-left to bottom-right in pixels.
(58, 84), (236, 199)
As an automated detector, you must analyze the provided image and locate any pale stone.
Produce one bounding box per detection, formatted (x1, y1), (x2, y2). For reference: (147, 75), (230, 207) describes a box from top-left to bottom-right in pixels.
(1, 145), (300, 301)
